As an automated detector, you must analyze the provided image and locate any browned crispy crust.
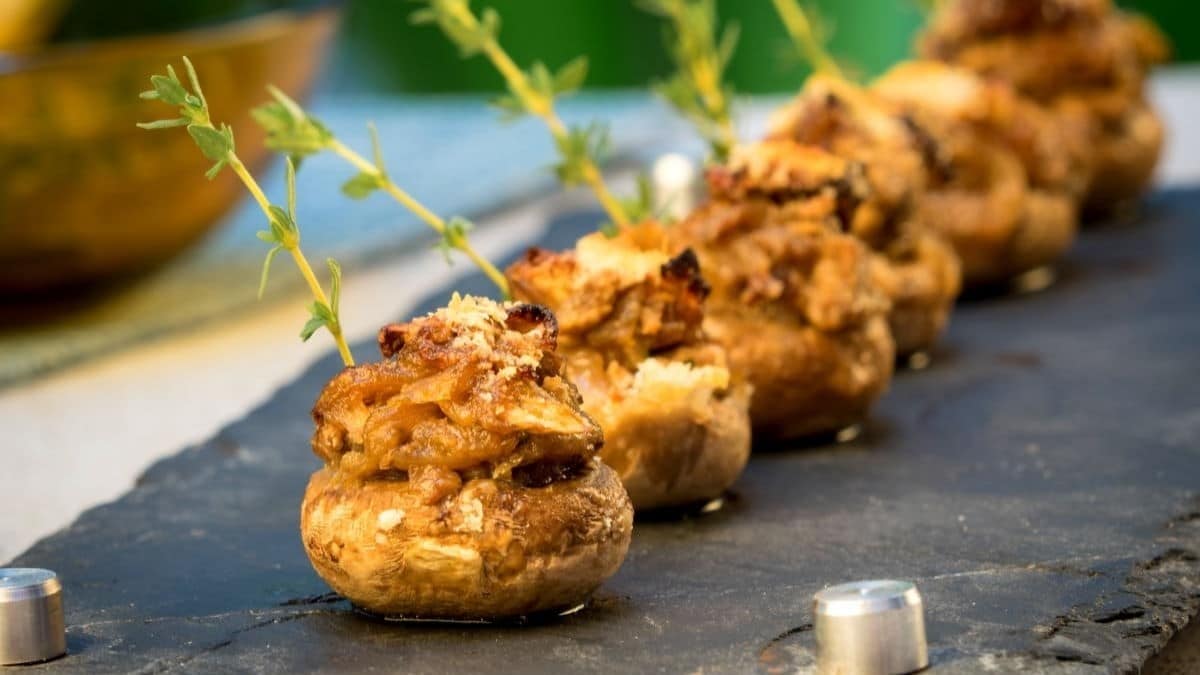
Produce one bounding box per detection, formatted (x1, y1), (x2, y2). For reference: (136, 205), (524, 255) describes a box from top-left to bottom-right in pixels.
(917, 0), (1169, 214)
(507, 224), (709, 370)
(767, 76), (962, 355)
(873, 61), (1082, 285)
(507, 224), (751, 510)
(302, 295), (633, 618)
(674, 141), (895, 439)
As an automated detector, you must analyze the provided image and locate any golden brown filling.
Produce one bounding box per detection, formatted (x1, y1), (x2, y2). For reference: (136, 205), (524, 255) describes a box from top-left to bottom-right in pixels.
(675, 140), (888, 331)
(506, 222), (711, 370)
(505, 223), (743, 486)
(767, 77), (938, 253)
(310, 295), (601, 496)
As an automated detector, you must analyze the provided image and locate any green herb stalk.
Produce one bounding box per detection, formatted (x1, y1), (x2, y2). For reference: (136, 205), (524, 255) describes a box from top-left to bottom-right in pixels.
(412, 0), (632, 232)
(640, 0), (739, 162)
(138, 57), (355, 367)
(771, 0), (844, 80)
(250, 87), (511, 298)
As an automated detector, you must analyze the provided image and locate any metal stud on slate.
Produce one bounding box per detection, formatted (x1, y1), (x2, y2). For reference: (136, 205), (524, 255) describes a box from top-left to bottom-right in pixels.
(814, 580), (928, 675)
(0, 568), (66, 665)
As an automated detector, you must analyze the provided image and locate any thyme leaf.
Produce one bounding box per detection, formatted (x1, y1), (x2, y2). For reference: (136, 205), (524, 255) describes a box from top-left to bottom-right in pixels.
(553, 122), (610, 186)
(435, 216), (475, 264)
(640, 0), (738, 161)
(251, 86), (335, 164)
(413, 0), (632, 231)
(139, 58), (355, 366)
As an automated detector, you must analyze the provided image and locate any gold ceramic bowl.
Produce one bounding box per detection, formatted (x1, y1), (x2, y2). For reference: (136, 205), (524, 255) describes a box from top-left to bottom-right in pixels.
(0, 8), (338, 294)
(0, 0), (66, 51)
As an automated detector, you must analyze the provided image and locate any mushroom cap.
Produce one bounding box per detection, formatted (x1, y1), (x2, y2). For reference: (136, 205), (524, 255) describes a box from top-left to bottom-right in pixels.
(302, 295), (633, 619)
(706, 309), (894, 440)
(870, 231), (962, 356)
(766, 78), (963, 355)
(1078, 101), (1164, 216)
(675, 145), (896, 438)
(916, 0), (1169, 215)
(301, 458), (632, 619)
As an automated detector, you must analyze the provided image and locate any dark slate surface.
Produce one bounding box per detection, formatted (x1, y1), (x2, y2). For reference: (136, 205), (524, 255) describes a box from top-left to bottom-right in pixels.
(7, 189), (1200, 674)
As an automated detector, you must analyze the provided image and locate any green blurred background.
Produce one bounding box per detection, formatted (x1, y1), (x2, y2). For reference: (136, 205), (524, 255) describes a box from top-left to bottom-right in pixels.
(47, 0), (1197, 94)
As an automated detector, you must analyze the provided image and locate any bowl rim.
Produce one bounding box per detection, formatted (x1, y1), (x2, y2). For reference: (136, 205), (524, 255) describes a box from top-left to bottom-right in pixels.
(0, 3), (341, 77)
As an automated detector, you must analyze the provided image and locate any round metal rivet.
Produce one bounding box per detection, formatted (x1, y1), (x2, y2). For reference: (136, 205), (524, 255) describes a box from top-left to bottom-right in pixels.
(0, 568), (67, 665)
(814, 579), (928, 675)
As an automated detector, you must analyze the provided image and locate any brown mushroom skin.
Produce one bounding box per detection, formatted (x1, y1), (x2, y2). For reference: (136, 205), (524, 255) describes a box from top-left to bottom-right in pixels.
(1077, 101), (1163, 216)
(302, 458), (632, 619)
(602, 395), (750, 510)
(869, 231), (961, 356)
(707, 309), (893, 440)
(300, 295), (634, 619)
(907, 141), (1079, 286)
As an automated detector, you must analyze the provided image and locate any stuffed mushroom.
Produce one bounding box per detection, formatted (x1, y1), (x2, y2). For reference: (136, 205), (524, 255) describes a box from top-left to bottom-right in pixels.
(506, 224), (751, 510)
(673, 140), (894, 440)
(768, 75), (962, 356)
(917, 0), (1168, 215)
(303, 295), (633, 619)
(872, 61), (1089, 286)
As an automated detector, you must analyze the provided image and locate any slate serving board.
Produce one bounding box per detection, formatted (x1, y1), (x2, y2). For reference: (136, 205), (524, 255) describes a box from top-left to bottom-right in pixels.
(7, 188), (1200, 674)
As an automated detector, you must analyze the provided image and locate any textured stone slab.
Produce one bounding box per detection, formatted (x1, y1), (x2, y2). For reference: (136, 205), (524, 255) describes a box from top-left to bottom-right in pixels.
(8, 189), (1200, 674)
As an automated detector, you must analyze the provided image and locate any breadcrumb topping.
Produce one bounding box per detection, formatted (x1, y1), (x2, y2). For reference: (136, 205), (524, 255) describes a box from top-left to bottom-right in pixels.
(717, 139), (863, 199)
(627, 358), (732, 422)
(507, 222), (709, 369)
(675, 142), (890, 331)
(312, 294), (602, 486)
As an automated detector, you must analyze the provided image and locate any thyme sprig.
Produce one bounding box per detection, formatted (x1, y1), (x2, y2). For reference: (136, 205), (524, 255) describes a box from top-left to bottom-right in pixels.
(138, 57), (355, 367)
(251, 86), (511, 298)
(639, 0), (739, 162)
(770, 0), (844, 80)
(411, 0), (632, 232)
(620, 173), (657, 226)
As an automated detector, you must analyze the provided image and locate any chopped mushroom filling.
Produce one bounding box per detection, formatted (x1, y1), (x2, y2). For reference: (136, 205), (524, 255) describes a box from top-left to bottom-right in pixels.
(310, 295), (602, 491)
(677, 140), (889, 331)
(507, 223), (712, 371)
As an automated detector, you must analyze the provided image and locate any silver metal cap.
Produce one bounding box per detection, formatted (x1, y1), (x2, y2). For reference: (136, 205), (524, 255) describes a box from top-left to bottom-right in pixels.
(0, 568), (66, 665)
(814, 580), (928, 675)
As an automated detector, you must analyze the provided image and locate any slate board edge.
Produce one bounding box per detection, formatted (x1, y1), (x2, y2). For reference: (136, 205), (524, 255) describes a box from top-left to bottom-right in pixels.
(9, 191), (1200, 674)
